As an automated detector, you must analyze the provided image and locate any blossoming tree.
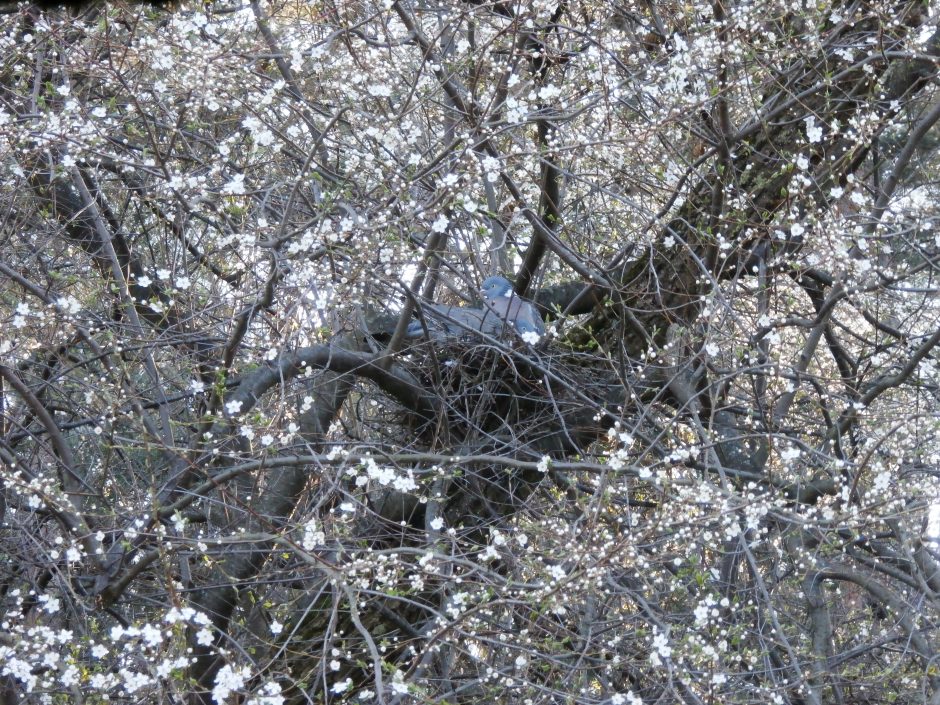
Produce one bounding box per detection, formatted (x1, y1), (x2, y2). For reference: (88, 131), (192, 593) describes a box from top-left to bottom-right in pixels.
(1, 1), (938, 704)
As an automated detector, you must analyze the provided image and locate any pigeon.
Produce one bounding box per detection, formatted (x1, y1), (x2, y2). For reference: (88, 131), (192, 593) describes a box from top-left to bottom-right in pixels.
(406, 276), (544, 342)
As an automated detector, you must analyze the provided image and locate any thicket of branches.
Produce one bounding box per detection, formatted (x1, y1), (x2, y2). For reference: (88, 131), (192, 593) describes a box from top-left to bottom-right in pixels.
(1, 1), (939, 703)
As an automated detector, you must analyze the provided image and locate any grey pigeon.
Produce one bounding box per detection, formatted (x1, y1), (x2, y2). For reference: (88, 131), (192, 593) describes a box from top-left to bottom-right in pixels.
(479, 276), (546, 340)
(406, 276), (544, 342)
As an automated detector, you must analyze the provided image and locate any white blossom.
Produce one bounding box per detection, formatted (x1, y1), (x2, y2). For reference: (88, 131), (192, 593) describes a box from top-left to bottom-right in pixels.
(431, 214), (449, 232)
(804, 115), (823, 143)
(222, 174), (246, 195)
(213, 664), (249, 704)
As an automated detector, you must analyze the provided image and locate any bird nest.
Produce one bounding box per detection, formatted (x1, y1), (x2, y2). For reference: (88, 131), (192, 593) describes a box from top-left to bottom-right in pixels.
(399, 338), (614, 456)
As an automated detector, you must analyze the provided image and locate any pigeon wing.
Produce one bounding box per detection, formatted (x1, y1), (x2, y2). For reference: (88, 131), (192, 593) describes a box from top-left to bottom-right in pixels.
(406, 302), (503, 339)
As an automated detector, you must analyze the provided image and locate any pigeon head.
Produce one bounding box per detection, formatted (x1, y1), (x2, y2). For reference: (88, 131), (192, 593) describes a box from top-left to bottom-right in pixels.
(480, 276), (514, 300)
